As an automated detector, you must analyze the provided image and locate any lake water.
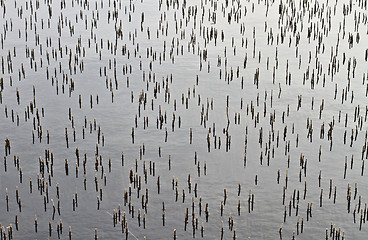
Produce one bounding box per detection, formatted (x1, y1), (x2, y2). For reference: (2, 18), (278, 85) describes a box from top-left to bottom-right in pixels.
(0, 0), (368, 239)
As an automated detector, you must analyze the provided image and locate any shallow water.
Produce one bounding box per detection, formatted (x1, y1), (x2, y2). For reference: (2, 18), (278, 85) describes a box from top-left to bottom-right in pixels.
(0, 0), (368, 239)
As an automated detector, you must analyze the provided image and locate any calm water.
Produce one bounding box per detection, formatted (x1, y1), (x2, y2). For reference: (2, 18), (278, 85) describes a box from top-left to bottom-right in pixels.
(1, 0), (368, 239)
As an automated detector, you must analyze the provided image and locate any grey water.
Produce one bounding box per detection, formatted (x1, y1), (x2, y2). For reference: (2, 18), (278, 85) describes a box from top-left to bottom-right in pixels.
(0, 0), (368, 239)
